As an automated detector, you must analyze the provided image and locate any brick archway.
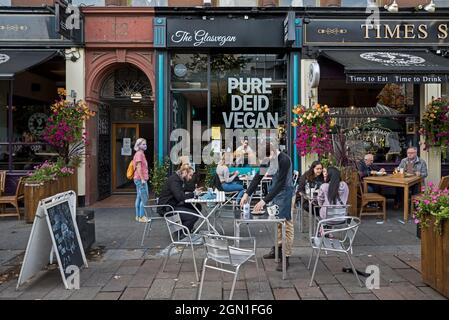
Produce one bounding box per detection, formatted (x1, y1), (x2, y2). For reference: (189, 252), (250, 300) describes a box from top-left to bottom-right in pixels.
(85, 49), (155, 104)
(84, 49), (155, 205)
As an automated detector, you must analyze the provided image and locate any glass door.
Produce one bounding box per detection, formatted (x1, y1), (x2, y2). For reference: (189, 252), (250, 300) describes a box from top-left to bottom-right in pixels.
(112, 124), (139, 192)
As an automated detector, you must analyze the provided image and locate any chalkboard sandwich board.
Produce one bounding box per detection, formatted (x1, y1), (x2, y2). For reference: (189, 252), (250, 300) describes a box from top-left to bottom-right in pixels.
(17, 191), (88, 290)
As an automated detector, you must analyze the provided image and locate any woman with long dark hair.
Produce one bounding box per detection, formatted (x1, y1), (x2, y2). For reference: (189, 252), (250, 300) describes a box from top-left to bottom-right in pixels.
(317, 166), (349, 219)
(298, 160), (324, 193)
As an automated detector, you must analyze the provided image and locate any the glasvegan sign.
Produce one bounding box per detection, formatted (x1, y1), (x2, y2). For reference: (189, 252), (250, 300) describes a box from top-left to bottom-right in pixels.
(304, 19), (449, 46)
(167, 18), (285, 48)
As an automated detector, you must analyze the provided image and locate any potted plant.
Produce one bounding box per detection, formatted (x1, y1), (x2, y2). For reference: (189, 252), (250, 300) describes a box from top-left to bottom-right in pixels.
(413, 182), (449, 298)
(23, 90), (95, 222)
(149, 157), (170, 202)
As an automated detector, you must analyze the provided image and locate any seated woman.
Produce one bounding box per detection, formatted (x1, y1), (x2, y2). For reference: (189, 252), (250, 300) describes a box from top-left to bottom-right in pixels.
(298, 161), (324, 193)
(216, 154), (245, 204)
(317, 166), (349, 220)
(297, 161), (324, 213)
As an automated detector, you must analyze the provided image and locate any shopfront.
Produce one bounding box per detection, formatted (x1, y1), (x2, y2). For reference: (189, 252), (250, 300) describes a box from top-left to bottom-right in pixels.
(155, 9), (302, 171)
(0, 4), (83, 194)
(83, 6), (155, 204)
(301, 12), (449, 182)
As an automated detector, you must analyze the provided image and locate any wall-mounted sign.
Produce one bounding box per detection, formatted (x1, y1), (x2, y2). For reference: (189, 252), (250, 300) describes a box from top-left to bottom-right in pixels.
(223, 77), (278, 129)
(174, 64), (187, 77)
(28, 113), (48, 136)
(308, 61), (320, 88)
(303, 19), (449, 47)
(167, 18), (285, 48)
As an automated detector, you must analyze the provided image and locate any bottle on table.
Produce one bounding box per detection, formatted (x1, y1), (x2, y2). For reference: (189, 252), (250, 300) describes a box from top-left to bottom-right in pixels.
(243, 203), (250, 220)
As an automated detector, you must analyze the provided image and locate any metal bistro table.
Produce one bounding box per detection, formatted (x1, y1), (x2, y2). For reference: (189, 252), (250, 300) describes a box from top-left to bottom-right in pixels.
(363, 174), (422, 222)
(299, 191), (319, 239)
(185, 191), (226, 235)
(234, 213), (287, 280)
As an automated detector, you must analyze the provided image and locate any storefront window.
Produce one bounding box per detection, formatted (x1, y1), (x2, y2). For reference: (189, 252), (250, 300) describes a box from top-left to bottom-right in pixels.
(12, 105), (51, 143)
(319, 56), (419, 165)
(0, 144), (7, 170)
(210, 53), (287, 148)
(171, 54), (208, 89)
(170, 53), (288, 165)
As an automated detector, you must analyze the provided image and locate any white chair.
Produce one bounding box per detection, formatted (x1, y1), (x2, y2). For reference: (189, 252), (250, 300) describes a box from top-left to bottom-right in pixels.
(140, 199), (174, 246)
(307, 216), (362, 287)
(162, 210), (211, 282)
(198, 233), (261, 300)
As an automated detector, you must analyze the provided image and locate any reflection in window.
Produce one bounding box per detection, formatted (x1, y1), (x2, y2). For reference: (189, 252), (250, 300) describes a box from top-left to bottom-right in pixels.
(11, 144), (59, 171)
(171, 54), (208, 89)
(12, 105), (51, 143)
(210, 54), (287, 149)
(0, 145), (7, 170)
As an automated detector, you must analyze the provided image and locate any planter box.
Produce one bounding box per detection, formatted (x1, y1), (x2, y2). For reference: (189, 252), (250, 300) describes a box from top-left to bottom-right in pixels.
(24, 172), (78, 223)
(421, 217), (449, 298)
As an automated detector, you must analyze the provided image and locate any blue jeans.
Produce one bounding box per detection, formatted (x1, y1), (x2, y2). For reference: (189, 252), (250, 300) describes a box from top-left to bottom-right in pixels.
(222, 182), (245, 204)
(134, 180), (149, 218)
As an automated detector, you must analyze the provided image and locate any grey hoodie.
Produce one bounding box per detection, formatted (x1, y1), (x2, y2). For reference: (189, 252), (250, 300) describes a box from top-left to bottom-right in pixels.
(317, 181), (349, 219)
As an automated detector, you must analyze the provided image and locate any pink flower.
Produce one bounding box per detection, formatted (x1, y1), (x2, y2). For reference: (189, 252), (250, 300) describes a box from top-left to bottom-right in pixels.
(414, 219), (420, 224)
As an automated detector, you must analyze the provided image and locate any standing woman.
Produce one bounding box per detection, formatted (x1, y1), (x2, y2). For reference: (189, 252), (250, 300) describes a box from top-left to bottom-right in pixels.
(133, 138), (150, 223)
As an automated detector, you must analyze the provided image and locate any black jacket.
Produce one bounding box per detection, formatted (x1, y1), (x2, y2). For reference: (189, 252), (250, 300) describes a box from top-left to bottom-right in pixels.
(246, 151), (292, 203)
(358, 160), (378, 179)
(157, 173), (194, 214)
(298, 174), (324, 193)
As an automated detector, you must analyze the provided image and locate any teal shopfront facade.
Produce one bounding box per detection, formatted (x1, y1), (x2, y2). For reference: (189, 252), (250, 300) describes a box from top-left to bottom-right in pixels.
(153, 8), (302, 173)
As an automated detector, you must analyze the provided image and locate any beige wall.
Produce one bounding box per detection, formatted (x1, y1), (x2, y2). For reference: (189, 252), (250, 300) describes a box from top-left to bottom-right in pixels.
(420, 84), (442, 185)
(300, 59), (319, 173)
(65, 48), (86, 197)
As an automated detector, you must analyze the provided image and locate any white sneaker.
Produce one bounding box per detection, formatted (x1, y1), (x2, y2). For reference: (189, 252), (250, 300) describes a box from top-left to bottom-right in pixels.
(138, 216), (150, 223)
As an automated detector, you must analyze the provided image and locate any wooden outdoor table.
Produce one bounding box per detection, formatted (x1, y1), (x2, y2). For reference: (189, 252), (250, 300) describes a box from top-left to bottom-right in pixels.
(363, 174), (423, 222)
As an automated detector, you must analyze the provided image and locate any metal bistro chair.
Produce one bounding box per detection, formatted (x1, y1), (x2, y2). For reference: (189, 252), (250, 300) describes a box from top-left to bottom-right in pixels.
(308, 216), (362, 287)
(162, 210), (212, 282)
(140, 199), (174, 246)
(198, 233), (261, 300)
(312, 203), (351, 237)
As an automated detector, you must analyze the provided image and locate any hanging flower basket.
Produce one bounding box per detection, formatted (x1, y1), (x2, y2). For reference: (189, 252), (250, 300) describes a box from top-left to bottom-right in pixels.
(291, 103), (335, 157)
(419, 98), (449, 158)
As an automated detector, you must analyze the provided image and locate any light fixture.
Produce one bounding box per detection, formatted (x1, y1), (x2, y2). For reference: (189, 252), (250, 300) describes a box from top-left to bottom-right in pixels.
(244, 15), (249, 20)
(131, 92), (142, 103)
(384, 0), (399, 13)
(424, 0), (436, 13)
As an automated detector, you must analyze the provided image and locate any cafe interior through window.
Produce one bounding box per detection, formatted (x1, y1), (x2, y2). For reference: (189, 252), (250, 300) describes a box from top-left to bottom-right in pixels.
(317, 56), (420, 168)
(0, 55), (64, 171)
(170, 53), (287, 165)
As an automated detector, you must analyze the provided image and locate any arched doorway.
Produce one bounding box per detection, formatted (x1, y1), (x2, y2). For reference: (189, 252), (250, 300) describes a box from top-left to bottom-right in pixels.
(97, 64), (154, 200)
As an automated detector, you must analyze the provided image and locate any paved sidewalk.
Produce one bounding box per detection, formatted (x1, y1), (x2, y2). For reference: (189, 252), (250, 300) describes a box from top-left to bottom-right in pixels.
(0, 206), (446, 300)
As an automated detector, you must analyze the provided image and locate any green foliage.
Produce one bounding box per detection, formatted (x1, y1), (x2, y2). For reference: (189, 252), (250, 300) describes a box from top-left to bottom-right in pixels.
(414, 182), (449, 235)
(204, 162), (217, 189)
(150, 157), (170, 196)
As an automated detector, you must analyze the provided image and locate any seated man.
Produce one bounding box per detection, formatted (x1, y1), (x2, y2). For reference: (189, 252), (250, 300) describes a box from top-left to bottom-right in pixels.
(358, 153), (385, 193)
(396, 147), (428, 205)
(234, 137), (256, 166)
(157, 164), (201, 233)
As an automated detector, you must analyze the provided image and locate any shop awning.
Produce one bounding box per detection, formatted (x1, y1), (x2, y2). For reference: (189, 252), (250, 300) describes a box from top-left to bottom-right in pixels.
(321, 50), (449, 84)
(0, 50), (58, 80)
